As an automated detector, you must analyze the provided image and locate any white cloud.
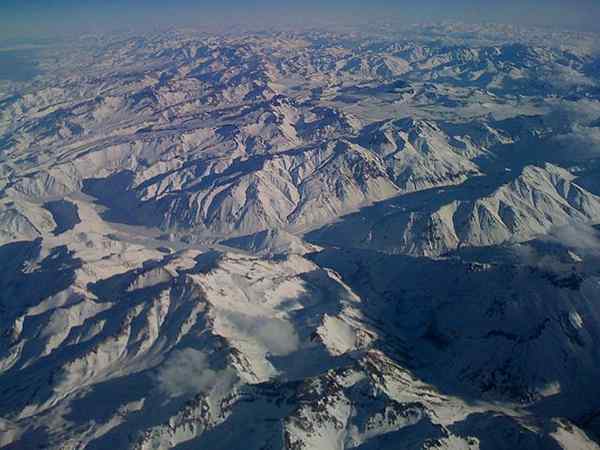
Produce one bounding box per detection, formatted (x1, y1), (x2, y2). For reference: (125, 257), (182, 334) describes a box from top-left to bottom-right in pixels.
(545, 99), (600, 160)
(546, 99), (600, 126)
(543, 64), (595, 91)
(155, 348), (237, 398)
(543, 222), (600, 255)
(221, 311), (300, 356)
(512, 222), (600, 272)
(551, 124), (600, 160)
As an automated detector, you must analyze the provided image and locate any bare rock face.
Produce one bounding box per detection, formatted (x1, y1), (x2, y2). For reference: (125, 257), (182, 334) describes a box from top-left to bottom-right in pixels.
(2, 22), (600, 450)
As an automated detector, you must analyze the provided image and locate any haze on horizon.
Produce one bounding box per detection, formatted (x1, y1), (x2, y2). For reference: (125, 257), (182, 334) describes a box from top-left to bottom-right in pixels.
(2, 0), (600, 41)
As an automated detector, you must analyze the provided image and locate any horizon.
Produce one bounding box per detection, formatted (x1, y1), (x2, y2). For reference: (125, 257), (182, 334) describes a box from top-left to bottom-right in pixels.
(2, 0), (600, 41)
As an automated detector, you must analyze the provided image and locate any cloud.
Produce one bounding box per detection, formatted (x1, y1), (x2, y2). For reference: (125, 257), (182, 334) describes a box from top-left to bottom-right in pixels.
(155, 314), (299, 398)
(221, 311), (300, 356)
(545, 99), (600, 160)
(512, 222), (600, 272)
(543, 64), (595, 91)
(581, 276), (600, 300)
(546, 99), (600, 127)
(543, 222), (600, 255)
(155, 348), (237, 398)
(551, 124), (600, 160)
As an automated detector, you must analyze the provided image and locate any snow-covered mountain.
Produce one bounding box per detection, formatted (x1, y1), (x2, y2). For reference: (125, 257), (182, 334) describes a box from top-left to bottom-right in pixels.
(309, 163), (600, 256)
(2, 22), (600, 449)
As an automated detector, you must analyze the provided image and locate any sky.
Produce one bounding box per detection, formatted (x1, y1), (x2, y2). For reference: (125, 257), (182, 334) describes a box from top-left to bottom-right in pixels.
(2, 0), (600, 40)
